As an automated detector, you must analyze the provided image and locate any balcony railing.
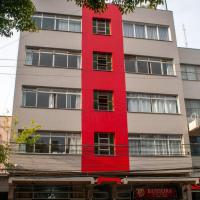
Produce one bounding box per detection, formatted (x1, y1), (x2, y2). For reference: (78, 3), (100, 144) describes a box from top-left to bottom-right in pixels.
(9, 143), (190, 157)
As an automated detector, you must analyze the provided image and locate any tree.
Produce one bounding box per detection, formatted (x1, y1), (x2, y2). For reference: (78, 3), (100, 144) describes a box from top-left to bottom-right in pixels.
(69, 0), (164, 13)
(0, 0), (36, 37)
(0, 118), (41, 170)
(0, 0), (164, 37)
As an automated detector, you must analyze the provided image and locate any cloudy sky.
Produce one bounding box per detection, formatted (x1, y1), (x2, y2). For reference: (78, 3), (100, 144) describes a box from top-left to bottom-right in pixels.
(0, 0), (199, 115)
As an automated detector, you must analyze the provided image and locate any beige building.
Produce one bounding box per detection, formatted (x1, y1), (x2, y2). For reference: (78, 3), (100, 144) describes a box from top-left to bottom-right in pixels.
(10, 0), (200, 200)
(0, 116), (12, 200)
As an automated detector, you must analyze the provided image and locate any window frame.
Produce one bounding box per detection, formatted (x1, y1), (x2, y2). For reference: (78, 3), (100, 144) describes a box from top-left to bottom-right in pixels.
(128, 134), (183, 157)
(94, 91), (113, 111)
(94, 133), (114, 156)
(93, 52), (112, 71)
(123, 21), (171, 42)
(22, 87), (81, 110)
(25, 48), (81, 69)
(127, 93), (179, 114)
(21, 132), (81, 154)
(125, 55), (175, 76)
(93, 18), (111, 35)
(181, 64), (199, 81)
(32, 13), (82, 33)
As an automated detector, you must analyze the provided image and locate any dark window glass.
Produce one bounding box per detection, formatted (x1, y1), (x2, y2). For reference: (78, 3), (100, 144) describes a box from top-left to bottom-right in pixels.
(54, 54), (67, 68)
(40, 53), (53, 67)
(35, 137), (50, 153)
(37, 92), (50, 108)
(68, 55), (79, 68)
(23, 91), (36, 107)
(94, 91), (113, 111)
(51, 137), (65, 153)
(125, 57), (137, 73)
(32, 52), (39, 66)
(56, 94), (66, 109)
(137, 60), (149, 73)
(151, 62), (162, 74)
(42, 17), (55, 30)
(32, 17), (42, 29)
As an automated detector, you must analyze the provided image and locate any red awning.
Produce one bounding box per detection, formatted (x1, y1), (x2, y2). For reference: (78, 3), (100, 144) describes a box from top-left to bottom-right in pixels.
(96, 177), (122, 184)
(192, 184), (200, 190)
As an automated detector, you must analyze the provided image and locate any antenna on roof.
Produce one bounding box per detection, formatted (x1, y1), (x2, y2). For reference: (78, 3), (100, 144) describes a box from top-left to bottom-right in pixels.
(182, 24), (189, 48)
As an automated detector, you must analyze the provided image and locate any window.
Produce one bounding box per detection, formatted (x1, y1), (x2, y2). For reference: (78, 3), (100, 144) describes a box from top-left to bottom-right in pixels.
(22, 90), (37, 107)
(127, 93), (178, 114)
(135, 24), (145, 38)
(94, 133), (114, 155)
(22, 132), (81, 154)
(123, 23), (134, 37)
(93, 52), (112, 71)
(123, 22), (170, 41)
(42, 14), (55, 30)
(185, 99), (200, 120)
(94, 91), (113, 111)
(181, 64), (199, 81)
(93, 18), (110, 35)
(190, 136), (200, 156)
(32, 13), (81, 32)
(23, 88), (81, 109)
(158, 26), (169, 41)
(147, 25), (158, 40)
(125, 55), (174, 76)
(25, 48), (81, 69)
(129, 134), (182, 156)
(40, 52), (53, 67)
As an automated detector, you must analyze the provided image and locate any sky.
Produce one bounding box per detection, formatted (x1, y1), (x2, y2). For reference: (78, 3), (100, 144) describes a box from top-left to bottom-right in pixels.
(0, 0), (200, 116)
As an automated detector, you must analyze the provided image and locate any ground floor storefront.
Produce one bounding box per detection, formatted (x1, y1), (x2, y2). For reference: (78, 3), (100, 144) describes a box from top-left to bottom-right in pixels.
(13, 184), (182, 200)
(7, 176), (198, 200)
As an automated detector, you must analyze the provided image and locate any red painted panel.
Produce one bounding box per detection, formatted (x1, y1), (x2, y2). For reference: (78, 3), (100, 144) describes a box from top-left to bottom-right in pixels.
(82, 5), (129, 172)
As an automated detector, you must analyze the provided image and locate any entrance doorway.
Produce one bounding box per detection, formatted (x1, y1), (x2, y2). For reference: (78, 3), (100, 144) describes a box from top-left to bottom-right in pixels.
(90, 184), (132, 200)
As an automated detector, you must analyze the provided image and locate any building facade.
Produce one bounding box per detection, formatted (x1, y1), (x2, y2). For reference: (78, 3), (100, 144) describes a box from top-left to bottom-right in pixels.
(0, 116), (12, 200)
(179, 47), (200, 200)
(10, 0), (200, 199)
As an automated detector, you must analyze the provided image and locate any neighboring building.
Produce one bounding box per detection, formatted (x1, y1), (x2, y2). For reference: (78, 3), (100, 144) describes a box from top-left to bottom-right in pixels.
(0, 116), (12, 200)
(10, 0), (199, 200)
(179, 48), (200, 200)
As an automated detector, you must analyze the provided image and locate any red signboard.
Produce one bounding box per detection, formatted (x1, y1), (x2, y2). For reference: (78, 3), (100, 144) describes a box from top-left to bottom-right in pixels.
(135, 188), (177, 199)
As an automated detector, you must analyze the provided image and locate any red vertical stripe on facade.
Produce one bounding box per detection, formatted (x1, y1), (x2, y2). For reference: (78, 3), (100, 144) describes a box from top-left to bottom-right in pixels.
(81, 5), (129, 172)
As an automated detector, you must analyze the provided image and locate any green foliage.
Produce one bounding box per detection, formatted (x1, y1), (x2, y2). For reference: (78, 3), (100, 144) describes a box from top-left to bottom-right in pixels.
(68, 0), (164, 13)
(0, 144), (9, 166)
(0, 118), (41, 169)
(0, 0), (36, 37)
(14, 120), (41, 145)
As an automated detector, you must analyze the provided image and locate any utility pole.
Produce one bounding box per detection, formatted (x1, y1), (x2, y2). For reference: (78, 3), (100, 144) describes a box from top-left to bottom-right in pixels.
(182, 24), (188, 48)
